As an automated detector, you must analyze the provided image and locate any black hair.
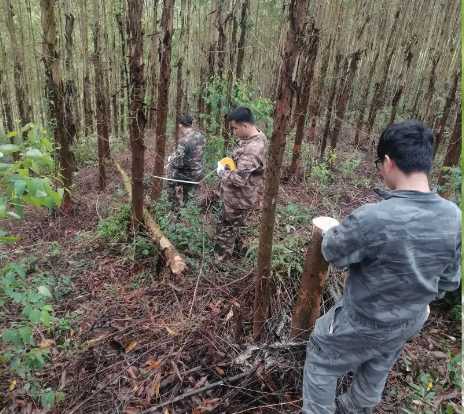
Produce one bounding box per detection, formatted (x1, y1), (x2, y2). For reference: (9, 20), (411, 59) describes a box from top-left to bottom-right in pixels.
(177, 115), (193, 127)
(227, 107), (255, 125)
(377, 120), (434, 175)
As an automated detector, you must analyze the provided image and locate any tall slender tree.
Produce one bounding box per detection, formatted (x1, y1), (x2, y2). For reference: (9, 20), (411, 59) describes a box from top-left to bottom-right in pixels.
(151, 0), (175, 201)
(92, 0), (111, 190)
(253, 0), (310, 341)
(127, 0), (146, 227)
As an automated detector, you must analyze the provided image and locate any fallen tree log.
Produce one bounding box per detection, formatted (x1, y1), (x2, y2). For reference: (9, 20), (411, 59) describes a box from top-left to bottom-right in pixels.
(114, 161), (185, 275)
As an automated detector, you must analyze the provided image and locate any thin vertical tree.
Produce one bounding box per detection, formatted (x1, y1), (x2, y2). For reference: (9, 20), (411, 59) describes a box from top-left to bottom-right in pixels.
(92, 0), (111, 190)
(151, 0), (175, 201)
(147, 0), (159, 133)
(5, 0), (33, 132)
(253, 0), (310, 341)
(437, 107), (461, 199)
(289, 21), (320, 175)
(127, 0), (146, 227)
(79, 0), (94, 136)
(62, 1), (78, 214)
(434, 67), (460, 158)
(235, 0), (249, 79)
(41, 0), (69, 211)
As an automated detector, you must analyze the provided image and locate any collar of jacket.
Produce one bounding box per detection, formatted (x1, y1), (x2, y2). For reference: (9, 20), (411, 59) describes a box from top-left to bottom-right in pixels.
(373, 187), (437, 200)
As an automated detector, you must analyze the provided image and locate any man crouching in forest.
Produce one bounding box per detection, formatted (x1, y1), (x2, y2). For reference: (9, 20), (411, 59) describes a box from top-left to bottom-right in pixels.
(303, 121), (461, 413)
(166, 115), (205, 210)
(213, 107), (268, 264)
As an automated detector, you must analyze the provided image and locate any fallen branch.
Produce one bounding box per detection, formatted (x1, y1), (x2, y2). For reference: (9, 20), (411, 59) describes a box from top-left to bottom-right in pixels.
(134, 371), (251, 414)
(114, 161), (185, 275)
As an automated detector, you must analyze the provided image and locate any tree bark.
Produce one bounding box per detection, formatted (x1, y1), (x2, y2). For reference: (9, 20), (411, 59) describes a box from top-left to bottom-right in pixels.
(320, 54), (342, 158)
(289, 23), (320, 176)
(151, 0), (175, 201)
(92, 0), (111, 191)
(79, 0), (93, 136)
(116, 10), (130, 136)
(434, 67), (460, 158)
(148, 0), (159, 132)
(253, 0), (310, 341)
(41, 0), (68, 208)
(437, 108), (461, 199)
(5, 0), (32, 134)
(290, 224), (329, 340)
(174, 0), (186, 140)
(420, 53), (440, 124)
(0, 33), (18, 160)
(127, 0), (146, 228)
(62, 3), (78, 214)
(236, 0), (249, 79)
(330, 50), (362, 150)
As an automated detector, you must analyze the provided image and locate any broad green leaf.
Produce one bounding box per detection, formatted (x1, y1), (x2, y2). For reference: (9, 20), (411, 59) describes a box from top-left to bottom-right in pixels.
(41, 196), (54, 210)
(40, 391), (55, 408)
(22, 304), (33, 316)
(0, 151), (3, 157)
(6, 212), (20, 219)
(42, 178), (51, 195)
(0, 144), (20, 154)
(38, 286), (52, 298)
(40, 309), (52, 326)
(21, 123), (32, 132)
(19, 168), (29, 177)
(42, 305), (54, 312)
(0, 205), (6, 219)
(50, 190), (62, 207)
(41, 137), (52, 149)
(14, 180), (27, 196)
(29, 308), (41, 324)
(25, 149), (44, 159)
(27, 292), (42, 303)
(27, 125), (38, 140)
(19, 326), (35, 346)
(2, 329), (13, 343)
(27, 178), (41, 197)
(5, 131), (18, 139)
(35, 190), (47, 198)
(57, 188), (64, 200)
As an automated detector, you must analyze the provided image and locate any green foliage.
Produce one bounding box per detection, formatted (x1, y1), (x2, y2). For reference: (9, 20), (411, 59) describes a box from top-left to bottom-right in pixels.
(1, 260), (72, 409)
(402, 353), (462, 414)
(98, 202), (131, 243)
(437, 166), (461, 207)
(198, 75), (274, 137)
(0, 124), (63, 243)
(152, 193), (215, 268)
(246, 201), (314, 280)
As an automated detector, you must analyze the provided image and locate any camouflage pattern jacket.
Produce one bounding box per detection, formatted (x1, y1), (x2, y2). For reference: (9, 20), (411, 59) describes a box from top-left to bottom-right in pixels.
(322, 188), (461, 323)
(220, 131), (268, 210)
(170, 129), (205, 180)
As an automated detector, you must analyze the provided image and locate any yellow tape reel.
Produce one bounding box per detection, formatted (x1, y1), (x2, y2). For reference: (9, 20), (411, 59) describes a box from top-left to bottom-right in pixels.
(220, 157), (236, 171)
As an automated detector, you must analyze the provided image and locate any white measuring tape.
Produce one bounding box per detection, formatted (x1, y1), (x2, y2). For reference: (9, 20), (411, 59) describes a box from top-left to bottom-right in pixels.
(151, 168), (218, 185)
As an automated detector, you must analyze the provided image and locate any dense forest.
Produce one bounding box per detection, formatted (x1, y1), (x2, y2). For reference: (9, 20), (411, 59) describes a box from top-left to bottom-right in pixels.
(0, 0), (461, 413)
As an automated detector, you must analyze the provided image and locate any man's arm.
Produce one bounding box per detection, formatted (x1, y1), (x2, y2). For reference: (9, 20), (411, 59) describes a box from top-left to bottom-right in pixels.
(220, 152), (262, 187)
(435, 235), (461, 300)
(322, 212), (367, 268)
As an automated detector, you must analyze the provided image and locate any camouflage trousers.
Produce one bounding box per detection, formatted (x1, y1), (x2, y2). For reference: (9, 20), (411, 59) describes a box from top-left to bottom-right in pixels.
(213, 203), (248, 263)
(302, 299), (427, 414)
(166, 170), (200, 209)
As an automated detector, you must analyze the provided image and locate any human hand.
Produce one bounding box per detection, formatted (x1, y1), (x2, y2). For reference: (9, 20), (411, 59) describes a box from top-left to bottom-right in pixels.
(217, 161), (225, 176)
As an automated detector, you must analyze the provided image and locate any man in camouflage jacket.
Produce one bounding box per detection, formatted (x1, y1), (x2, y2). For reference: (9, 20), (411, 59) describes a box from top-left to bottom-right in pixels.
(214, 107), (268, 263)
(167, 115), (205, 209)
(302, 121), (461, 413)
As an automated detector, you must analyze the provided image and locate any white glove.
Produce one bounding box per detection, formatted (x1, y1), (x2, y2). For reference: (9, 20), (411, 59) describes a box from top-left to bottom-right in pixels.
(312, 217), (340, 235)
(426, 305), (430, 319)
(217, 161), (225, 176)
(167, 155), (172, 163)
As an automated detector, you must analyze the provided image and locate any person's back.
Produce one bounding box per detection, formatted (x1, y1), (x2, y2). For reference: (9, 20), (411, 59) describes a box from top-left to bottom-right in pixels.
(172, 129), (205, 180)
(303, 120), (461, 414)
(324, 188), (461, 324)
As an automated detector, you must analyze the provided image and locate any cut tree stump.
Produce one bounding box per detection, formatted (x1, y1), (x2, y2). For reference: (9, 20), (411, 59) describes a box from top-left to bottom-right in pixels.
(114, 161), (185, 275)
(290, 218), (333, 340)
